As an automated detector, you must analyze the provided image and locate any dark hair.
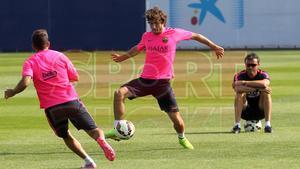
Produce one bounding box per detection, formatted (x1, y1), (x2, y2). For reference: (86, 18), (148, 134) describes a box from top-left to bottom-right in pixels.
(145, 7), (167, 25)
(244, 53), (260, 64)
(32, 29), (49, 50)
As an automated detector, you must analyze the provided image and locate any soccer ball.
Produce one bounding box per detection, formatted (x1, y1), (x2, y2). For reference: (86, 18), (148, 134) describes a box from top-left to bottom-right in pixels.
(244, 120), (262, 132)
(115, 120), (135, 140)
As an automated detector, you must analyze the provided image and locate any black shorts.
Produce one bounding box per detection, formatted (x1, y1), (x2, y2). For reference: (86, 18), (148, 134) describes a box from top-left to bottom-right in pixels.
(45, 100), (97, 138)
(122, 78), (179, 113)
(241, 97), (265, 120)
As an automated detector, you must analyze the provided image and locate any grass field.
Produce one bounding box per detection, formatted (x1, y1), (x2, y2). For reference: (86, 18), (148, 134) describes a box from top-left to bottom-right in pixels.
(0, 50), (300, 169)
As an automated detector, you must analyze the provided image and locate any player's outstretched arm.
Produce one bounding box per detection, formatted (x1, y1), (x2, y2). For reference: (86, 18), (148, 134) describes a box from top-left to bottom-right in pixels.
(4, 76), (31, 99)
(191, 33), (224, 59)
(111, 46), (140, 62)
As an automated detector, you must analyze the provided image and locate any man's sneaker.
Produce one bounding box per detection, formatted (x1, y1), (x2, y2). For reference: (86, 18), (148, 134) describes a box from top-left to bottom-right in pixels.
(105, 129), (121, 141)
(231, 125), (241, 134)
(81, 162), (96, 169)
(97, 138), (116, 161)
(264, 126), (272, 133)
(179, 137), (194, 150)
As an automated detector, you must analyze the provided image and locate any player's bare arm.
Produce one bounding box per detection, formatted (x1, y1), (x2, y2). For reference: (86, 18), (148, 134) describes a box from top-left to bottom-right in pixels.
(191, 33), (224, 59)
(235, 79), (270, 89)
(233, 79), (271, 94)
(233, 85), (257, 93)
(4, 76), (31, 99)
(232, 81), (256, 93)
(111, 45), (140, 62)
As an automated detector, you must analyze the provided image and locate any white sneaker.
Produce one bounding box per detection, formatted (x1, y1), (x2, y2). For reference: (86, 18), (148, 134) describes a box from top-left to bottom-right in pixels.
(81, 162), (97, 169)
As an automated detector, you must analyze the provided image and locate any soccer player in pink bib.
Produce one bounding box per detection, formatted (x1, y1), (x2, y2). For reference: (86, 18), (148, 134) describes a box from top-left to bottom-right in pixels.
(4, 29), (115, 169)
(105, 7), (224, 149)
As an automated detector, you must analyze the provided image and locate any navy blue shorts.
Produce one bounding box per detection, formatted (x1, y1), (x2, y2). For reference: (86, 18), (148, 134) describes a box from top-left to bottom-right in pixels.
(122, 78), (179, 113)
(45, 100), (97, 138)
(241, 97), (265, 120)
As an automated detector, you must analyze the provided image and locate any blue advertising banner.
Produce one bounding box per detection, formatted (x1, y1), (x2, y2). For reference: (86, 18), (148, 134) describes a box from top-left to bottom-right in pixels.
(0, 0), (145, 51)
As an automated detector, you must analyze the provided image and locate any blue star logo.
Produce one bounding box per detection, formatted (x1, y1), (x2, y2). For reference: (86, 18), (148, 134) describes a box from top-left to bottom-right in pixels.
(188, 0), (225, 25)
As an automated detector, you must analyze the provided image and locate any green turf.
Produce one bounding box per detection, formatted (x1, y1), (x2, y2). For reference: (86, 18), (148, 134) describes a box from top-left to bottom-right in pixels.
(1, 51), (300, 169)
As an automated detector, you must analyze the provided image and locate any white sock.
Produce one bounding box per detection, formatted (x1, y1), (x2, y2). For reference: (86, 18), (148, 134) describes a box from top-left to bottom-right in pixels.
(235, 122), (241, 127)
(84, 155), (95, 164)
(177, 133), (185, 139)
(265, 121), (271, 127)
(114, 120), (126, 128)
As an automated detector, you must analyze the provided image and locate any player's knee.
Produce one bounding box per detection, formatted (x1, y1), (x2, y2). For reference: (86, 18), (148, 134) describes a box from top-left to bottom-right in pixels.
(56, 130), (69, 138)
(85, 128), (100, 139)
(260, 91), (271, 98)
(114, 90), (123, 100)
(114, 88), (126, 100)
(235, 93), (245, 99)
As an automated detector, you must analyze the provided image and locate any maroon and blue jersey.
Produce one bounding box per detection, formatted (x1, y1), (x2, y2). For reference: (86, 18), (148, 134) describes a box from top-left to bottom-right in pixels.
(233, 69), (270, 105)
